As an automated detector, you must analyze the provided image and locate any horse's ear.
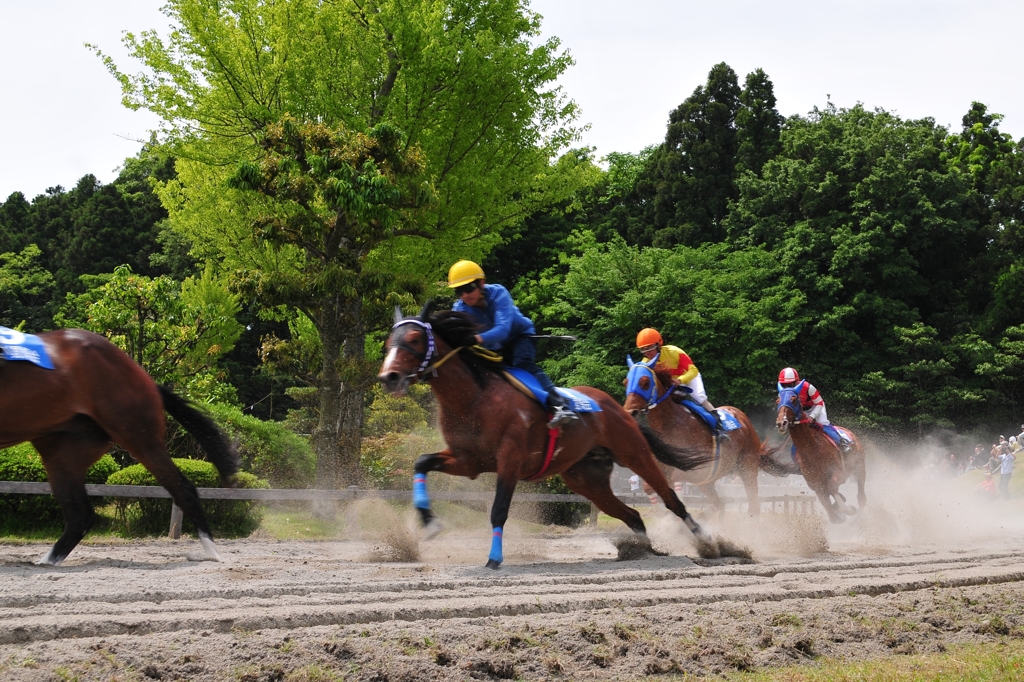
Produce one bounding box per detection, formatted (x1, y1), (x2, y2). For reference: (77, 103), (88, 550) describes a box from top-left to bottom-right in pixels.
(393, 306), (404, 325)
(627, 355), (635, 369)
(419, 299), (435, 320)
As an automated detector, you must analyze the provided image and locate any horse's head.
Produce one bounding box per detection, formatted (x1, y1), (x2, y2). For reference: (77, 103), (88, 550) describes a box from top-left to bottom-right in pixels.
(623, 355), (662, 415)
(378, 302), (438, 396)
(775, 382), (805, 435)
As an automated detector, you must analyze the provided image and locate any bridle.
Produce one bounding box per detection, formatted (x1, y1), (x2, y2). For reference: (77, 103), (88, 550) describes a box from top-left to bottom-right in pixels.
(776, 382), (808, 432)
(388, 318), (467, 382)
(625, 356), (678, 413)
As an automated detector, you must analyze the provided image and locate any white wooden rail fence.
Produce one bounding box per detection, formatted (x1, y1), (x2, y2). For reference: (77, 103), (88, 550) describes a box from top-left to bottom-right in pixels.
(0, 482), (821, 539)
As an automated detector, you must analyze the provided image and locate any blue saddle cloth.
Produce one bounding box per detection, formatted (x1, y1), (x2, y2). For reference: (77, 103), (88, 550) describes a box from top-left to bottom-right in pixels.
(0, 327), (54, 369)
(681, 400), (742, 433)
(503, 367), (602, 412)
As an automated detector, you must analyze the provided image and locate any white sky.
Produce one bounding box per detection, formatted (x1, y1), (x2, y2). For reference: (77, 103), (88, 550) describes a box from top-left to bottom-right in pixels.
(1, 0), (1021, 201)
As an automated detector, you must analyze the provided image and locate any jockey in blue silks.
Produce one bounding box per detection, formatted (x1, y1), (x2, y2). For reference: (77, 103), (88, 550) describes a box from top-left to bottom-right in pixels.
(449, 259), (579, 428)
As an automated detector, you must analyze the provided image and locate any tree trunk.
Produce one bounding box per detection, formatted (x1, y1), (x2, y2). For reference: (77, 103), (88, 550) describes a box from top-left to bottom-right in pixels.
(312, 293), (367, 491)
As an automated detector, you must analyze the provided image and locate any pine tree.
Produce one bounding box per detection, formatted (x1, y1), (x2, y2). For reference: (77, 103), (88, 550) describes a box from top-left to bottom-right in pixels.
(735, 68), (783, 177)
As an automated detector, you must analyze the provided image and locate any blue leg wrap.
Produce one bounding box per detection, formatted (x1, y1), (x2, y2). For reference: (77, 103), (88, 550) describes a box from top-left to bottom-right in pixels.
(488, 527), (504, 564)
(412, 474), (430, 509)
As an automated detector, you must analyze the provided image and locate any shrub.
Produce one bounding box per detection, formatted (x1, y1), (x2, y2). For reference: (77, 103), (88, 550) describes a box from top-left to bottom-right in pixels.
(207, 403), (315, 488)
(165, 402), (315, 488)
(0, 443), (120, 529)
(106, 459), (268, 537)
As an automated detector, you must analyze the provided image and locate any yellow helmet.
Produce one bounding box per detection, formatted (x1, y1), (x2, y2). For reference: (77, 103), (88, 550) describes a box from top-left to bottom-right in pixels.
(448, 260), (485, 288)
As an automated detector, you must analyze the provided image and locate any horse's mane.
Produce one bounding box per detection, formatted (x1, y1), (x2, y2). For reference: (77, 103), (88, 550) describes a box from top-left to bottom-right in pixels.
(423, 310), (505, 387)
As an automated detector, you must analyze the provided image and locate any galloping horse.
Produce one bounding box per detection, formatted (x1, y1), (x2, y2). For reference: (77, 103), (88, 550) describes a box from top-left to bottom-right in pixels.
(623, 357), (792, 517)
(378, 305), (717, 568)
(0, 328), (239, 564)
(776, 385), (866, 522)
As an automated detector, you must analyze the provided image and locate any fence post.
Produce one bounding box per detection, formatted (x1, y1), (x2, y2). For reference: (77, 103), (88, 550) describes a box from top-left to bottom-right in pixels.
(168, 503), (183, 539)
(589, 502), (599, 526)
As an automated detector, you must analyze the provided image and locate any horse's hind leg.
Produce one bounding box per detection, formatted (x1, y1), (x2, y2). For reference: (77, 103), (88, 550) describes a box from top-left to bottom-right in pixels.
(33, 426), (111, 565)
(136, 451), (221, 560)
(561, 452), (646, 535)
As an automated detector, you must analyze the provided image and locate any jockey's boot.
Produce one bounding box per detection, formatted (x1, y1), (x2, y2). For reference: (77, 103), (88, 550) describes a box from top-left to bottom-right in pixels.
(547, 391), (579, 429)
(840, 437), (852, 453)
(712, 411), (730, 441)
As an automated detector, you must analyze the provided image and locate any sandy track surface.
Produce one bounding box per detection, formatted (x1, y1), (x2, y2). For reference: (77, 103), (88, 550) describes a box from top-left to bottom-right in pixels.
(2, 498), (1024, 681)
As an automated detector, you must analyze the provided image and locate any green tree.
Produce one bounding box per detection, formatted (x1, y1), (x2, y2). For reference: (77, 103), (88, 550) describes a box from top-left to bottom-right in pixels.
(56, 265), (241, 403)
(642, 62), (741, 247)
(97, 0), (587, 486)
(735, 68), (783, 177)
(225, 117), (431, 486)
(0, 244), (54, 330)
(517, 233), (807, 408)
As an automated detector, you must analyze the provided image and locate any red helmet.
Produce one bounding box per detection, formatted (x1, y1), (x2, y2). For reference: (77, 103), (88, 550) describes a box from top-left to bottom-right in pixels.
(778, 367), (800, 384)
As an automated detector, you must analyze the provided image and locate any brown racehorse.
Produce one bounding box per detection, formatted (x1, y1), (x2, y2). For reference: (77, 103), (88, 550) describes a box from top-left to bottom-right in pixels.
(775, 385), (866, 522)
(378, 304), (718, 569)
(623, 357), (793, 517)
(0, 329), (239, 565)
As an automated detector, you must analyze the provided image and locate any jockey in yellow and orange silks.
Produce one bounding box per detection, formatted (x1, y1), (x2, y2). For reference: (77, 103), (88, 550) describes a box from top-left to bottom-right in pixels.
(636, 328), (727, 435)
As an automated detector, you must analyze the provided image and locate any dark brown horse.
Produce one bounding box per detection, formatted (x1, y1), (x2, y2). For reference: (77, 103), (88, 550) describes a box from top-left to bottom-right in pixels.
(0, 329), (239, 565)
(378, 305), (717, 568)
(623, 358), (792, 517)
(776, 386), (866, 522)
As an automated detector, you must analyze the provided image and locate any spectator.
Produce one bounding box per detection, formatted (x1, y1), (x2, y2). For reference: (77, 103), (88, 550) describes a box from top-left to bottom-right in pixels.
(969, 445), (985, 470)
(1017, 424), (1024, 444)
(976, 472), (999, 500)
(1011, 437), (1022, 454)
(988, 447), (1002, 474)
(999, 448), (1016, 498)
(629, 474), (641, 494)
(999, 436), (1010, 455)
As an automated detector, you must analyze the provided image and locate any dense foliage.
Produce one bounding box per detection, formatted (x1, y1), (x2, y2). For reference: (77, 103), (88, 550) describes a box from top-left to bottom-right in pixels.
(107, 460), (268, 537)
(0, 444), (119, 528)
(3, 25), (1024, 500)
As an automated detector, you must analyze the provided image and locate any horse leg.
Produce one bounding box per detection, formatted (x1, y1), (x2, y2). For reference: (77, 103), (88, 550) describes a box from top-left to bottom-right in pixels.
(560, 453), (646, 535)
(854, 450), (867, 509)
(33, 428), (110, 566)
(412, 450), (478, 538)
(485, 475), (518, 570)
(697, 483), (725, 522)
(611, 434), (709, 542)
(130, 449), (220, 560)
(738, 451), (761, 517)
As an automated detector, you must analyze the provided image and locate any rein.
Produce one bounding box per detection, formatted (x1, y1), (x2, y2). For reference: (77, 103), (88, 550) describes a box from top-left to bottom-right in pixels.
(391, 318), (503, 381)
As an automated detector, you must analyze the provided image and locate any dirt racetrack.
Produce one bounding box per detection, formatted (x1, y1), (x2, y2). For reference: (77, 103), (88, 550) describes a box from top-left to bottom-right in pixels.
(3, 463), (1024, 680)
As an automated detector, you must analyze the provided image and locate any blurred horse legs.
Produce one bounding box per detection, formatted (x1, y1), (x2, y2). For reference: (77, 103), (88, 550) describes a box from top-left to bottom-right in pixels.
(33, 422), (110, 565)
(561, 450), (647, 535)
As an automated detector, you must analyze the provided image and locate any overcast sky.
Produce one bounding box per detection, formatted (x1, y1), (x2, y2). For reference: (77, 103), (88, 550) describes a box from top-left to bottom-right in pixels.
(1, 0), (1021, 201)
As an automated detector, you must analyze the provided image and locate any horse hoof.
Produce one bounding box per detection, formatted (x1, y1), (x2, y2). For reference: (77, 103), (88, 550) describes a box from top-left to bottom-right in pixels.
(422, 518), (443, 540)
(35, 551), (62, 566)
(199, 533), (223, 562)
(485, 559), (502, 570)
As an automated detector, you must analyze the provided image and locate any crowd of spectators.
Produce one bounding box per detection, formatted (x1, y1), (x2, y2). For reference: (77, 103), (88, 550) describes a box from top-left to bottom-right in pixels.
(956, 424), (1023, 499)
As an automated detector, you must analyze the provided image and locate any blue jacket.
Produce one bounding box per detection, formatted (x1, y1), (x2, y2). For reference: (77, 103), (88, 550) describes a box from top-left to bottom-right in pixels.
(453, 283), (535, 351)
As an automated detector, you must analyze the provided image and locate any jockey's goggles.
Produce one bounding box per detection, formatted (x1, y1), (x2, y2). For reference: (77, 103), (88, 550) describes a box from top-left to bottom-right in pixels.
(638, 343), (659, 354)
(454, 281), (480, 296)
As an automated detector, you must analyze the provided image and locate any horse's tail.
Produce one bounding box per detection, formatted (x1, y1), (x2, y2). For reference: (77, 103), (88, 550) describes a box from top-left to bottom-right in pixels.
(638, 423), (714, 472)
(757, 438), (800, 477)
(159, 385), (240, 484)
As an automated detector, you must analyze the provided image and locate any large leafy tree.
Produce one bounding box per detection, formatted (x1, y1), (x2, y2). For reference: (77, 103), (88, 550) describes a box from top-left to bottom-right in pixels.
(56, 265), (242, 404)
(225, 117), (431, 486)
(97, 0), (587, 486)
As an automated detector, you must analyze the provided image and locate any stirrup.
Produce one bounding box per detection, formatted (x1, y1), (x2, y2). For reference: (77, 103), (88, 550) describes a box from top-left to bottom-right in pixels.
(548, 406), (579, 428)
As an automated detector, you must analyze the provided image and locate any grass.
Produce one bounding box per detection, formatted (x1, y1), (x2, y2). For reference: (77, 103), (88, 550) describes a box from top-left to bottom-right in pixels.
(713, 639), (1024, 682)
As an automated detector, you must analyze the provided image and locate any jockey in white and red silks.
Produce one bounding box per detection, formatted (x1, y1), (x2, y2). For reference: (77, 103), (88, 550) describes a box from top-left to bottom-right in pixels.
(777, 367), (852, 451)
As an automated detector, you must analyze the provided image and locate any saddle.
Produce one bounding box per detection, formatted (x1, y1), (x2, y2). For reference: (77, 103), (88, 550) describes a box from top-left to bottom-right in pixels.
(501, 366), (602, 413)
